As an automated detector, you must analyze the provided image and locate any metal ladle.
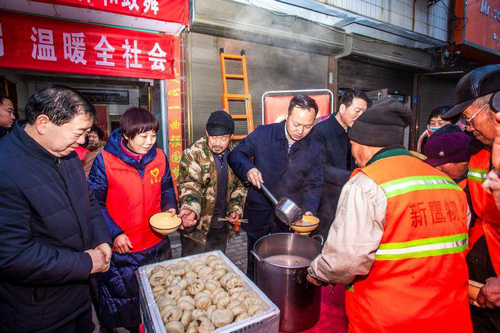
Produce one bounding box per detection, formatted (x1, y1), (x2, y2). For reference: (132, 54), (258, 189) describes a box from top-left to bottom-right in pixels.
(260, 183), (303, 226)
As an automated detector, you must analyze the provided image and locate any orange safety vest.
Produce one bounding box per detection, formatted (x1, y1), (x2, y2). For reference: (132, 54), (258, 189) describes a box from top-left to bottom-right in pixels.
(102, 148), (166, 252)
(467, 148), (500, 275)
(346, 155), (472, 333)
(458, 178), (467, 190)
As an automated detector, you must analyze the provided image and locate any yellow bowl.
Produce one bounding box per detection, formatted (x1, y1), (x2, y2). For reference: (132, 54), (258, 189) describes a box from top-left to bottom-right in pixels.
(290, 215), (320, 235)
(149, 212), (182, 235)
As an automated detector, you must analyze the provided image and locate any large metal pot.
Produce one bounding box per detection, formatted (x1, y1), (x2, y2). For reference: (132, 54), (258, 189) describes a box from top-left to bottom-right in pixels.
(251, 233), (323, 332)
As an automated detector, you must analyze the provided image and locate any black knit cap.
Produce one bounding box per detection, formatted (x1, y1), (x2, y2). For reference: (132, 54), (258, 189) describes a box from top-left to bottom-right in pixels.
(348, 97), (412, 147)
(206, 110), (235, 136)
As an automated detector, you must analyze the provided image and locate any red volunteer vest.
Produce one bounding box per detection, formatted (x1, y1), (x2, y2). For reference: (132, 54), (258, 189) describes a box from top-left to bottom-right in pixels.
(102, 148), (166, 252)
(346, 155), (472, 333)
(467, 148), (500, 275)
(75, 146), (89, 164)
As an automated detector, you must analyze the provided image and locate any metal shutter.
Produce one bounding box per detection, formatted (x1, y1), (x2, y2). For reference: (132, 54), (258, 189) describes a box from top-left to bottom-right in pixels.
(338, 59), (413, 96)
(417, 76), (457, 136)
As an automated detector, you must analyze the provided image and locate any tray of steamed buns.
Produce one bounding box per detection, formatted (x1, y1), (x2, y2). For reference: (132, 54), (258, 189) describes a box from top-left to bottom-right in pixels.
(136, 250), (280, 333)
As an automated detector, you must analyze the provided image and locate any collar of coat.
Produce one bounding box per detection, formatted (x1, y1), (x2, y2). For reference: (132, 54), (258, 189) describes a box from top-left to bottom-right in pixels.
(10, 122), (60, 166)
(366, 144), (413, 166)
(273, 120), (305, 150)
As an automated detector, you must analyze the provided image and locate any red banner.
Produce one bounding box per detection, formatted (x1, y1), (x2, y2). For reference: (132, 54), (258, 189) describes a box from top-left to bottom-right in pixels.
(0, 11), (176, 79)
(33, 0), (189, 26)
(462, 0), (500, 54)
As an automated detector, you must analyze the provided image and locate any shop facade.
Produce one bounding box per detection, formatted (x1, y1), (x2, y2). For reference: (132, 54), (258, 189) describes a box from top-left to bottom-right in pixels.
(0, 0), (188, 181)
(187, 0), (454, 149)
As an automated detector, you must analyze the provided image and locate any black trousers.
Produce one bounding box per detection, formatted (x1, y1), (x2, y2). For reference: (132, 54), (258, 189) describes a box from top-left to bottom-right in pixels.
(467, 236), (500, 332)
(54, 307), (93, 333)
(180, 225), (229, 257)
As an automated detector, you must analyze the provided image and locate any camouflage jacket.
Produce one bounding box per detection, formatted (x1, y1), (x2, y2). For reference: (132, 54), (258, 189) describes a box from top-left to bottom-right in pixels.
(178, 137), (247, 244)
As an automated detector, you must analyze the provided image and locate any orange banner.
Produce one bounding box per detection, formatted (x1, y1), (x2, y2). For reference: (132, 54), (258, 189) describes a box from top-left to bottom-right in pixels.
(167, 42), (183, 188)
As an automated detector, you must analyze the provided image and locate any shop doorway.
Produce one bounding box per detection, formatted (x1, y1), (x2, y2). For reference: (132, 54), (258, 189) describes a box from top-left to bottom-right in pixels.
(0, 69), (164, 144)
(366, 88), (388, 103)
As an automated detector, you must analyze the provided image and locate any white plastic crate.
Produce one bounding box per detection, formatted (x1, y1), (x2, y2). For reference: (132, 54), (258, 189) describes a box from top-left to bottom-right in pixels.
(136, 250), (280, 333)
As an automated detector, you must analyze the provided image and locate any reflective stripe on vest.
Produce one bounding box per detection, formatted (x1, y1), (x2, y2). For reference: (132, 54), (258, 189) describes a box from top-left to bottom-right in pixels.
(375, 233), (468, 261)
(467, 168), (488, 183)
(380, 175), (462, 198)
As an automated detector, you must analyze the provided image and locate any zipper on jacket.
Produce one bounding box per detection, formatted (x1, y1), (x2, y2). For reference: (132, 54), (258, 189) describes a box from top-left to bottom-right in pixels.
(53, 161), (85, 245)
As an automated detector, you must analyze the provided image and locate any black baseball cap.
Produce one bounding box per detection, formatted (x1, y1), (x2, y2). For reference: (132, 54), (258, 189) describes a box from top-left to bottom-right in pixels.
(442, 64), (500, 119)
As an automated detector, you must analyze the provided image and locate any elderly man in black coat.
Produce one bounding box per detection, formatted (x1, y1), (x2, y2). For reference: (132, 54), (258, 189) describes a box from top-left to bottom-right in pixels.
(0, 85), (112, 332)
(229, 94), (323, 280)
(311, 89), (369, 239)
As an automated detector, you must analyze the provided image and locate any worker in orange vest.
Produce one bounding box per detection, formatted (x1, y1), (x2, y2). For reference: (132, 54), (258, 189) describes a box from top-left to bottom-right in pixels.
(441, 65), (500, 329)
(307, 98), (472, 333)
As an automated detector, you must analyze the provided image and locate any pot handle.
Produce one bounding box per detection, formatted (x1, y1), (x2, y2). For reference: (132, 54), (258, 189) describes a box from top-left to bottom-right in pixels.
(311, 234), (324, 246)
(250, 250), (266, 268)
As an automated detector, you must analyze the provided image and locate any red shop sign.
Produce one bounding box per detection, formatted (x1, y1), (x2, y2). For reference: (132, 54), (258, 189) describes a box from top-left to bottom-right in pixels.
(0, 11), (176, 79)
(33, 0), (189, 26)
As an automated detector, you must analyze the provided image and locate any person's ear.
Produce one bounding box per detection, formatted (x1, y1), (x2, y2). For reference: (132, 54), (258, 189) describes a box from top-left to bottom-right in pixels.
(123, 133), (130, 141)
(35, 115), (51, 135)
(338, 104), (346, 115)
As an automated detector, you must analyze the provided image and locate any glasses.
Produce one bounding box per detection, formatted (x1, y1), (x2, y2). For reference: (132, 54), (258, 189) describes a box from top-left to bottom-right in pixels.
(462, 104), (489, 126)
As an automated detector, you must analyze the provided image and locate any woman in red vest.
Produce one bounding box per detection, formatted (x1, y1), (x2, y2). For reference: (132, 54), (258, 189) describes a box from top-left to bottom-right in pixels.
(88, 107), (177, 332)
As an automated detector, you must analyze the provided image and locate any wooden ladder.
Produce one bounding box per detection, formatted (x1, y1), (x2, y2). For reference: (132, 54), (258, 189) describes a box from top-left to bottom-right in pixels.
(219, 48), (254, 140)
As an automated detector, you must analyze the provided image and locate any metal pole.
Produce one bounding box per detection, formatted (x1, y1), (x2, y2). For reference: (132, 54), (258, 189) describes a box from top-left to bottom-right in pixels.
(160, 79), (169, 157)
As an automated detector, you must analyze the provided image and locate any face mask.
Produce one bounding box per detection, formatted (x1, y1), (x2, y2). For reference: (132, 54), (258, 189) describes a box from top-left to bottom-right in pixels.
(427, 125), (440, 134)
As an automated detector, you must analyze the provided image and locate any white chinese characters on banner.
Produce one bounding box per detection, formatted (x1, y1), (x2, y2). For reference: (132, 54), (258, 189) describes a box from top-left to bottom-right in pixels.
(143, 0), (159, 15)
(63, 32), (87, 65)
(94, 36), (115, 67)
(31, 27), (57, 61)
(148, 42), (166, 71)
(122, 39), (143, 69)
(121, 0), (140, 11)
(0, 23), (3, 57)
(99, 0), (160, 15)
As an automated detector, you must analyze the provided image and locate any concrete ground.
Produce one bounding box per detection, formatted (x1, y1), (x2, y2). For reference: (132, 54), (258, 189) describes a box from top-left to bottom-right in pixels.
(170, 230), (248, 273)
(92, 231), (249, 332)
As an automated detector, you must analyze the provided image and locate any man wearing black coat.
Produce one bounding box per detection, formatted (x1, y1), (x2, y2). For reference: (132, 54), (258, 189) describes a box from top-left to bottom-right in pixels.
(311, 89), (369, 239)
(0, 93), (15, 139)
(0, 85), (112, 332)
(229, 94), (323, 280)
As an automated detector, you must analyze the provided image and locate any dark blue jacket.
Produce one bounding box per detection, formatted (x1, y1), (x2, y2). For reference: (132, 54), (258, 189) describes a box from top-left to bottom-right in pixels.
(88, 129), (176, 328)
(228, 121), (323, 238)
(88, 129), (177, 240)
(0, 123), (111, 332)
(311, 115), (355, 238)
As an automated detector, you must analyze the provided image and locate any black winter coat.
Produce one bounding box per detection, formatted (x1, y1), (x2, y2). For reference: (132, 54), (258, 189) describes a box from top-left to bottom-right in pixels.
(0, 123), (111, 332)
(228, 121), (323, 239)
(311, 115), (355, 238)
